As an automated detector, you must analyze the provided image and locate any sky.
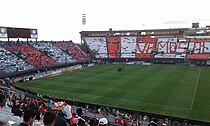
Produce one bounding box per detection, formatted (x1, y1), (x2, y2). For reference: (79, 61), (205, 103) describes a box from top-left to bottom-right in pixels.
(0, 0), (210, 43)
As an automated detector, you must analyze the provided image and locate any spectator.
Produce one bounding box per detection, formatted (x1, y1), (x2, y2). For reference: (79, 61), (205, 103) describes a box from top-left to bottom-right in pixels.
(76, 107), (83, 117)
(62, 101), (72, 125)
(53, 109), (67, 126)
(77, 117), (86, 126)
(18, 109), (36, 126)
(88, 118), (97, 126)
(0, 91), (5, 109)
(13, 104), (22, 117)
(148, 118), (158, 126)
(39, 103), (46, 113)
(43, 111), (56, 126)
(99, 118), (108, 126)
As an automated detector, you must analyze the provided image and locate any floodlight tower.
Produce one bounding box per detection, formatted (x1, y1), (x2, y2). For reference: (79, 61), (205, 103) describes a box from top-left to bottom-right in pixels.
(82, 13), (86, 26)
(81, 13), (87, 45)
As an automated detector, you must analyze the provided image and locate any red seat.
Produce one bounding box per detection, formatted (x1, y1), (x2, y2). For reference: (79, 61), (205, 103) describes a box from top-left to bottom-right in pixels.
(54, 41), (89, 61)
(7, 45), (57, 68)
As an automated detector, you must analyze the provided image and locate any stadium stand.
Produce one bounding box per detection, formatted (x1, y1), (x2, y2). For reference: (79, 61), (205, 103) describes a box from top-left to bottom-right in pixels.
(154, 37), (178, 58)
(83, 36), (210, 60)
(136, 37), (156, 58)
(187, 39), (210, 59)
(29, 41), (77, 63)
(120, 36), (136, 58)
(53, 41), (90, 61)
(6, 44), (57, 68)
(0, 46), (33, 74)
(84, 37), (108, 58)
(107, 37), (121, 58)
(175, 40), (188, 58)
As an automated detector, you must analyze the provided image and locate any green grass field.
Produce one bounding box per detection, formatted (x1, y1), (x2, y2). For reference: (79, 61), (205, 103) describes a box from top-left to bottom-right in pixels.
(15, 64), (210, 122)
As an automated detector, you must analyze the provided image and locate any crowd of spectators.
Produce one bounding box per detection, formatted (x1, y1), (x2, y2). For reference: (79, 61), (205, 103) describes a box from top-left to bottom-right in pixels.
(54, 41), (90, 61)
(0, 86), (111, 126)
(30, 41), (77, 64)
(0, 47), (33, 74)
(0, 41), (90, 78)
(7, 44), (57, 68)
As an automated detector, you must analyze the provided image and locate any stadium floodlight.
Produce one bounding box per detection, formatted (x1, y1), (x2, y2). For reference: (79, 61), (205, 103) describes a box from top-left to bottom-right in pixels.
(82, 14), (86, 25)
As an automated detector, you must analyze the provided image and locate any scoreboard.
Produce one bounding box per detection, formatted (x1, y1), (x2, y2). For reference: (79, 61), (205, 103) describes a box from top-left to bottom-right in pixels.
(0, 27), (38, 38)
(7, 28), (30, 38)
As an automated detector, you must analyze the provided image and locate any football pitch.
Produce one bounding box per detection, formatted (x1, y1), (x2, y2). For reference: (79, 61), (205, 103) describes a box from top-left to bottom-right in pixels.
(15, 64), (210, 122)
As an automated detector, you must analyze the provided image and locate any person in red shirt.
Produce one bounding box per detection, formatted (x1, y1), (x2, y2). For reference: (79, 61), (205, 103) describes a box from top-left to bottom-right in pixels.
(131, 119), (139, 126)
(39, 103), (46, 113)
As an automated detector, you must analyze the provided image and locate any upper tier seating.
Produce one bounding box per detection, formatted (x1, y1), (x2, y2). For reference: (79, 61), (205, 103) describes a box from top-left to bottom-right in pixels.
(84, 37), (108, 58)
(30, 41), (77, 63)
(136, 37), (156, 58)
(0, 46), (33, 74)
(7, 44), (57, 68)
(186, 39), (210, 59)
(154, 38), (186, 58)
(54, 41), (89, 61)
(188, 41), (210, 54)
(107, 37), (121, 58)
(121, 37), (136, 58)
(107, 43), (121, 58)
(84, 36), (196, 59)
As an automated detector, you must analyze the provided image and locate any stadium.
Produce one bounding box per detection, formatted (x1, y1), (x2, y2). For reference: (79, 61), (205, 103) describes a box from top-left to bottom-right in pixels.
(1, 22), (210, 126)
